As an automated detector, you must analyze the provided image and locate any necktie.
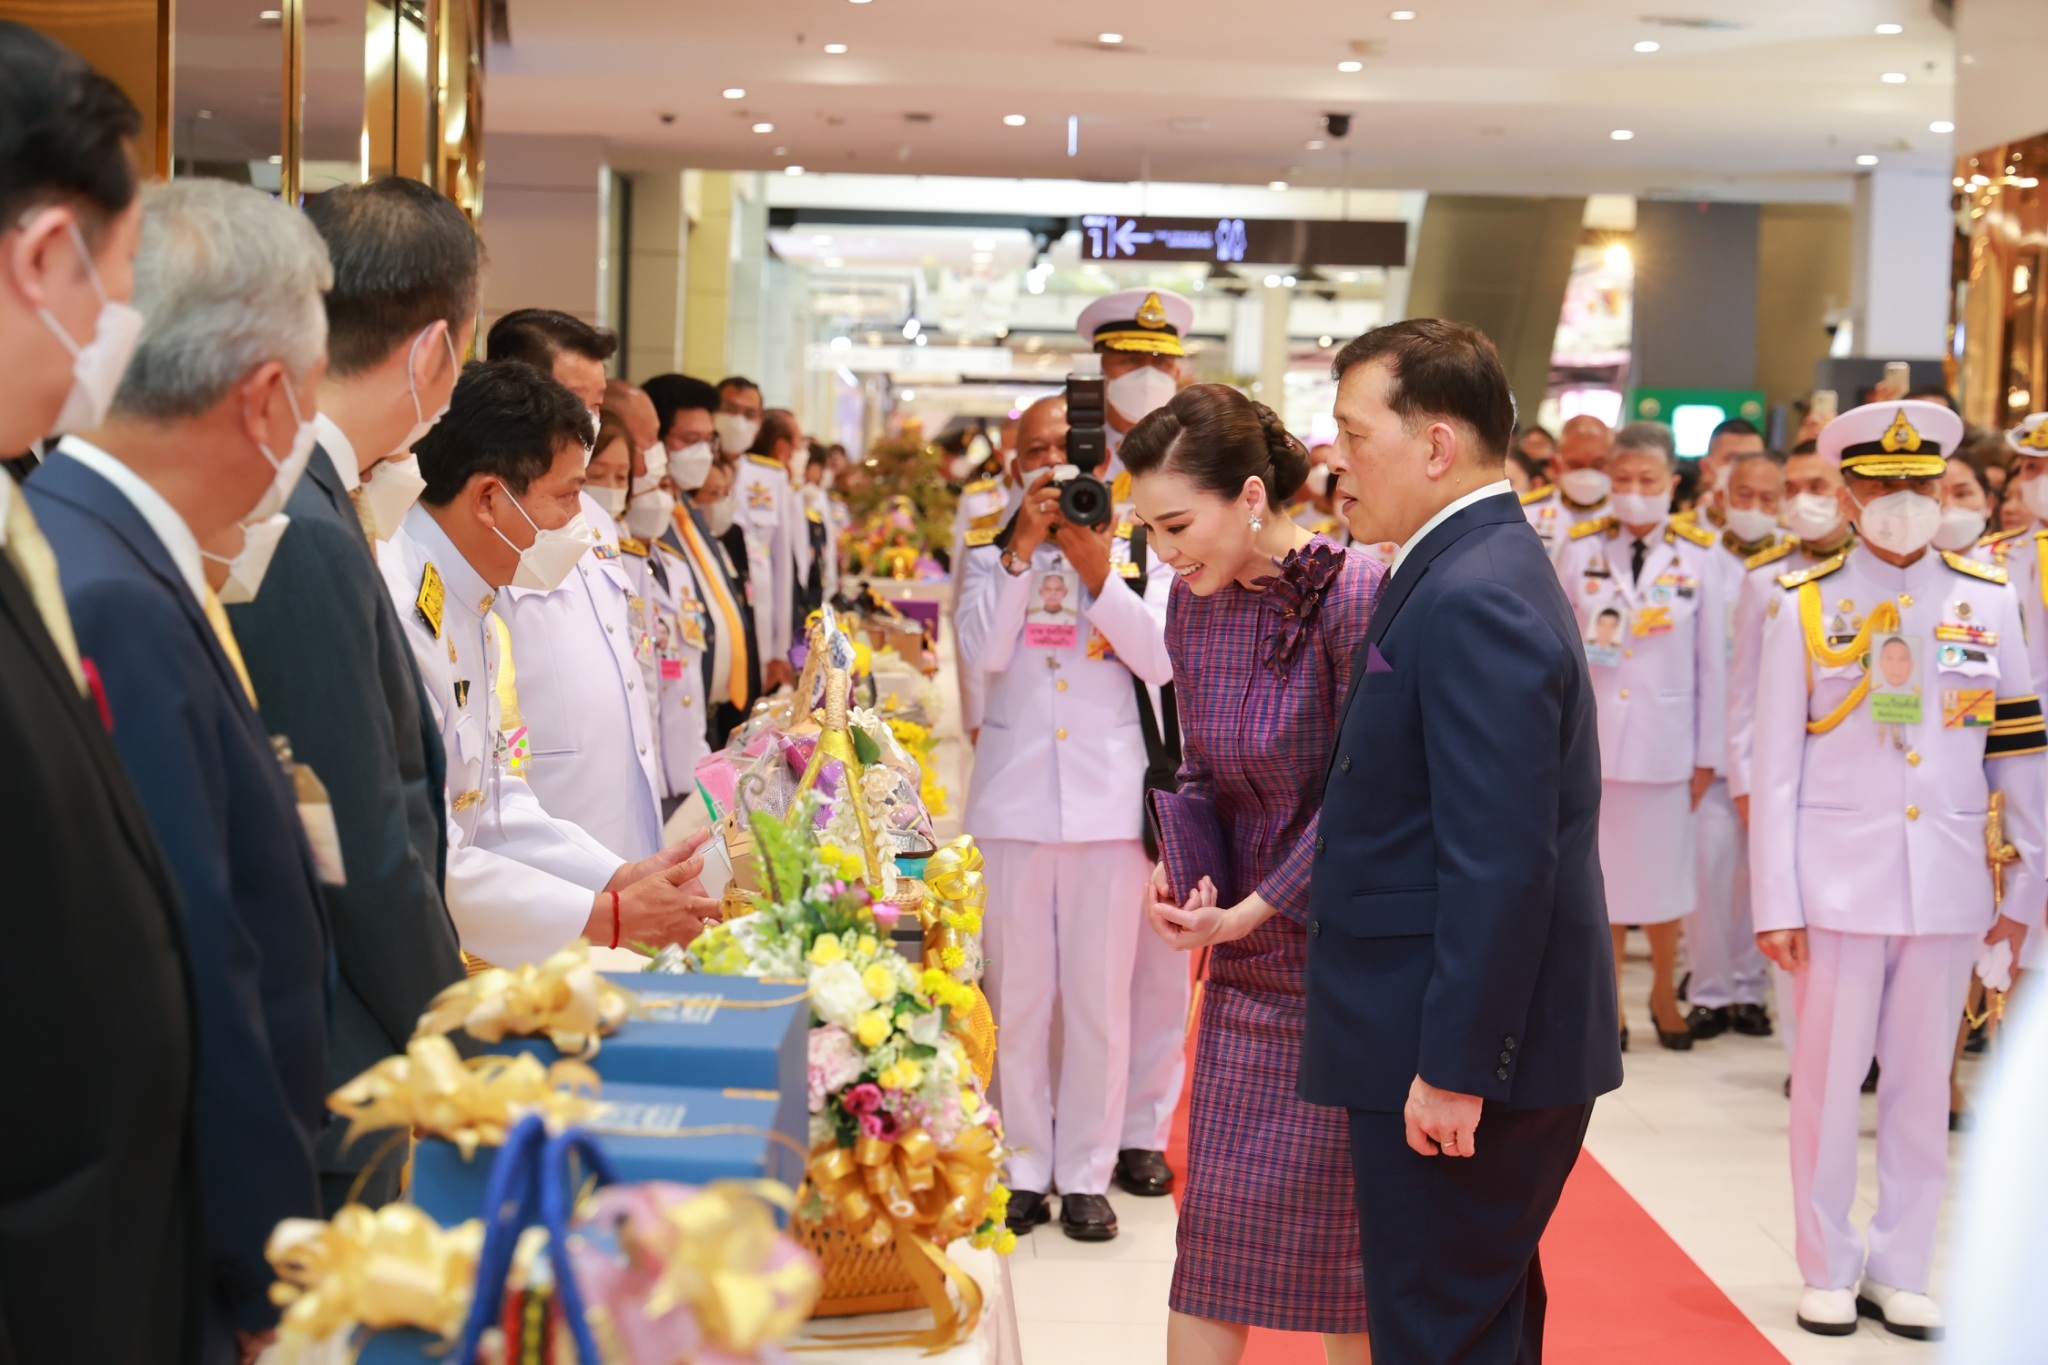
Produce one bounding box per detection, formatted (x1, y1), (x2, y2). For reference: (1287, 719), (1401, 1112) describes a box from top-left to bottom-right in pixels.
(1630, 538), (1647, 585)
(2, 478), (86, 693)
(674, 507), (750, 708)
(346, 486), (379, 551)
(201, 585), (260, 708)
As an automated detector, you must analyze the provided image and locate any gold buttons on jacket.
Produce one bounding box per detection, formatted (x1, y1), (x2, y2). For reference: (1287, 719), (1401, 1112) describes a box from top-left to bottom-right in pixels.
(1905, 750), (1919, 766)
(1624, 649), (1634, 659)
(1899, 593), (1914, 608)
(1906, 805), (1920, 821)
(1056, 679), (1068, 692)
(1056, 727), (1069, 740)
(1619, 688), (1631, 699)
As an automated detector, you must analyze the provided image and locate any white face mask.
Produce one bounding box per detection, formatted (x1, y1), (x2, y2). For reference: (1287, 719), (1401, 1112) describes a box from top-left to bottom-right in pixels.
(202, 513), (290, 604)
(2020, 475), (2048, 524)
(1557, 468), (1612, 506)
(1610, 488), (1672, 528)
(704, 493), (735, 536)
(1849, 487), (1942, 556)
(669, 440), (714, 492)
(1933, 505), (1988, 552)
(39, 221), (145, 437)
(625, 487), (675, 539)
(361, 454), (427, 541)
(714, 412), (760, 454)
(1106, 365), (1176, 425)
(788, 445), (810, 483)
(397, 325), (459, 457)
(246, 382), (318, 524)
(587, 484), (628, 518)
(494, 489), (596, 591)
(634, 441), (668, 495)
(1783, 492), (1842, 542)
(1725, 505), (1778, 545)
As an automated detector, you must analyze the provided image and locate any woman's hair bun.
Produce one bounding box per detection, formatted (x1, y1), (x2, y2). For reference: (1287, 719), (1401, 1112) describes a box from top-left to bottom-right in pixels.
(1116, 382), (1311, 507)
(1250, 400), (1311, 502)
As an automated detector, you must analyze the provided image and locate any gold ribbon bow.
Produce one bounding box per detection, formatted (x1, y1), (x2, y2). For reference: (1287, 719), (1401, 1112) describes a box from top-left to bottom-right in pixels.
(266, 1203), (485, 1354)
(1797, 583), (1902, 734)
(805, 1125), (1001, 1352)
(641, 1181), (822, 1353)
(328, 1034), (604, 1161)
(922, 838), (985, 918)
(413, 938), (634, 1057)
(919, 838), (997, 1085)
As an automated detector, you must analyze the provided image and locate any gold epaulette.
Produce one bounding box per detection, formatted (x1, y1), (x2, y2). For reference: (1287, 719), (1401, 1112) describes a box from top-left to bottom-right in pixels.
(1744, 541), (1795, 571)
(1943, 550), (2009, 585)
(963, 476), (1000, 495)
(1569, 514), (1616, 541)
(618, 535), (649, 557)
(1672, 507), (1698, 526)
(1777, 552), (1846, 589)
(1978, 525), (2030, 548)
(1668, 519), (1718, 548)
(1519, 486), (1553, 506)
(745, 454), (781, 470)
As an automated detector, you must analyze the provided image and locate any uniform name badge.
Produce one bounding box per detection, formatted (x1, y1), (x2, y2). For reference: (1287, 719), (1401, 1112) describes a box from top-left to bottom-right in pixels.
(1867, 632), (1922, 726)
(1024, 567), (1081, 650)
(1583, 603), (1626, 667)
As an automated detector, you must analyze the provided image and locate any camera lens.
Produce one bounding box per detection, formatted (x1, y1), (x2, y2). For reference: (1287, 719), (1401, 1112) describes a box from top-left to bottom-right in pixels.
(1059, 475), (1111, 529)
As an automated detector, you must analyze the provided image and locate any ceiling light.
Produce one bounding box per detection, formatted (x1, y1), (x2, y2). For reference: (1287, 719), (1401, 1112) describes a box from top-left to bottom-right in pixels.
(1002, 114), (1027, 126)
(1282, 274), (1297, 287)
(266, 154), (283, 164)
(1318, 335), (1334, 348)
(258, 8), (281, 17)
(830, 335), (852, 352)
(785, 165), (805, 175)
(900, 389), (915, 401)
(1604, 242), (1631, 271)
(1931, 119), (1956, 133)
(723, 88), (745, 99)
(1389, 9), (1416, 19)
(1880, 71), (1907, 84)
(848, 0), (872, 5)
(1306, 139), (1326, 150)
(1856, 154), (1880, 166)
(752, 122), (774, 133)
(1875, 22), (1903, 34)
(1338, 60), (1363, 72)
(1263, 274), (1283, 287)
(823, 43), (848, 53)
(902, 317), (920, 339)
(1097, 32), (1123, 44)
(1610, 129), (1635, 141)
(914, 334), (927, 346)
(1268, 180), (1289, 191)
(772, 146), (788, 155)
(1633, 40), (1660, 53)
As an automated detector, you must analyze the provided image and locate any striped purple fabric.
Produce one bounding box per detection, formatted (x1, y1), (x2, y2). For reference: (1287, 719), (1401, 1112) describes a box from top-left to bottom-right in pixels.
(1164, 535), (1382, 1331)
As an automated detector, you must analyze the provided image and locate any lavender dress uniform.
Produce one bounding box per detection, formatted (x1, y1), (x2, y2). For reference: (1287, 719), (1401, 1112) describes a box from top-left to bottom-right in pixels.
(1166, 535), (1381, 1333)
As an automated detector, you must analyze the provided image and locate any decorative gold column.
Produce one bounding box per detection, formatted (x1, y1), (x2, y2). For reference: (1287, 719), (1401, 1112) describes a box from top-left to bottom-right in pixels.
(1954, 137), (2048, 431)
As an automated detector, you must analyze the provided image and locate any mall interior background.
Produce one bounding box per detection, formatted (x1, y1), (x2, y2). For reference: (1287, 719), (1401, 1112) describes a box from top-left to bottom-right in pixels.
(20, 0), (2045, 463)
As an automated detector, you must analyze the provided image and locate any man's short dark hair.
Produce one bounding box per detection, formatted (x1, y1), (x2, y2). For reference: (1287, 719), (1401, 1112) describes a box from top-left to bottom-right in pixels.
(303, 177), (481, 377)
(487, 308), (617, 371)
(1710, 417), (1762, 446)
(642, 373), (721, 441)
(416, 359), (590, 505)
(717, 375), (761, 401)
(749, 408), (799, 457)
(1331, 319), (1515, 462)
(0, 22), (141, 234)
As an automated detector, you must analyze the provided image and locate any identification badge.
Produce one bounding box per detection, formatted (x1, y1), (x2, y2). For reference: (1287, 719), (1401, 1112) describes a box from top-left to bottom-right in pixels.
(1583, 604), (1626, 667)
(1943, 687), (1996, 728)
(1025, 568), (1081, 649)
(1086, 627), (1118, 663)
(1867, 633), (1921, 725)
(660, 657), (685, 680)
(680, 613), (707, 649)
(1632, 604), (1674, 637)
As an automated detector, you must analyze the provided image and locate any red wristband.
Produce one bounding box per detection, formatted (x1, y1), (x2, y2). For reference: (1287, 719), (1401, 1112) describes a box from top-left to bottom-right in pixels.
(609, 890), (622, 950)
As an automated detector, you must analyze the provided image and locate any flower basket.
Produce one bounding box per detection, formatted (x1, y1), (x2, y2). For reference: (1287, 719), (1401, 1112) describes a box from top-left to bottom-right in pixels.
(792, 1203), (925, 1317)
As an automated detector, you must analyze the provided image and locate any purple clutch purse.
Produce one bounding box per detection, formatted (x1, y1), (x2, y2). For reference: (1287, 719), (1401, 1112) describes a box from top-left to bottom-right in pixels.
(1147, 788), (1237, 908)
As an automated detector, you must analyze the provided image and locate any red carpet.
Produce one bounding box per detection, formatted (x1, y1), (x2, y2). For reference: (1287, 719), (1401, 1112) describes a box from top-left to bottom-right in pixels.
(1163, 1026), (1787, 1364)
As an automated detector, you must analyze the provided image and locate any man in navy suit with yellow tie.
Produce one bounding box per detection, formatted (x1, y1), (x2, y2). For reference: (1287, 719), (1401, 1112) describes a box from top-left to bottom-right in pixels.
(1304, 320), (1621, 1363)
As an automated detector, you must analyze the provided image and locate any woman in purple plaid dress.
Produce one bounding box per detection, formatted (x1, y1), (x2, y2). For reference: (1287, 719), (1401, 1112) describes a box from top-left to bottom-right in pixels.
(1123, 385), (1382, 1365)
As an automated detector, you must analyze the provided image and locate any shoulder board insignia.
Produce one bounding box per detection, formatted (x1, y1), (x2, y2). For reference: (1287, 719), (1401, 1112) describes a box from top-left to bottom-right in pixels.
(1568, 514), (1616, 541)
(1112, 469), (1133, 506)
(963, 476), (999, 495)
(1671, 507), (1698, 527)
(1744, 541), (1795, 571)
(1519, 486), (1553, 506)
(1943, 550), (2009, 584)
(414, 561), (445, 639)
(654, 538), (685, 561)
(1670, 519), (1718, 548)
(617, 536), (649, 557)
(1777, 552), (1846, 590)
(964, 527), (1001, 548)
(968, 508), (1004, 530)
(806, 506), (823, 524)
(1978, 525), (2029, 547)
(745, 454), (782, 470)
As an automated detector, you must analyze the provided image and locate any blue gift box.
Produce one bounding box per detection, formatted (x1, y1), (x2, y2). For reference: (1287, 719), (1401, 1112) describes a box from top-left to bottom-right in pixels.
(353, 1327), (444, 1364)
(480, 972), (809, 1170)
(410, 1083), (805, 1228)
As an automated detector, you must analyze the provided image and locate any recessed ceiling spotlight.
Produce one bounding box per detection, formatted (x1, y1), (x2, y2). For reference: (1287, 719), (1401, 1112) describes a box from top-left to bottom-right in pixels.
(258, 8), (281, 17)
(772, 146), (788, 155)
(1856, 154), (1880, 166)
(1268, 180), (1289, 191)
(1097, 32), (1123, 44)
(1306, 139), (1326, 150)
(1282, 274), (1298, 286)
(752, 122), (775, 133)
(1930, 119), (1956, 133)
(823, 43), (848, 53)
(267, 153), (283, 164)
(1633, 40), (1660, 53)
(1610, 128), (1635, 140)
(1880, 71), (1907, 83)
(1338, 60), (1363, 72)
(785, 165), (805, 175)
(723, 88), (744, 99)
(1875, 22), (1903, 34)
(1263, 274), (1283, 287)
(1389, 9), (1416, 19)
(1003, 114), (1027, 126)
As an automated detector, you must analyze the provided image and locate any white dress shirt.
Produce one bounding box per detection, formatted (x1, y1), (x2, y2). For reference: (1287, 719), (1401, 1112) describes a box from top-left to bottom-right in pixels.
(1390, 478), (1514, 581)
(313, 411), (361, 492)
(54, 435), (207, 605)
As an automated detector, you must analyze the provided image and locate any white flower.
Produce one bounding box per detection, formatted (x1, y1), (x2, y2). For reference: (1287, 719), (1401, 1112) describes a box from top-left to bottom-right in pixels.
(905, 1007), (944, 1048)
(809, 959), (872, 1029)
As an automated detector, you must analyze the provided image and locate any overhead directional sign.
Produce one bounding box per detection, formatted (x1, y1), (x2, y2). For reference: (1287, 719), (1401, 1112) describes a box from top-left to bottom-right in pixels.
(1078, 214), (1406, 268)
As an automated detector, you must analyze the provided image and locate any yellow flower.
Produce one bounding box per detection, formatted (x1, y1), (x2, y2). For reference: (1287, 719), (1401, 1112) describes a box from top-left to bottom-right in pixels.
(877, 1059), (922, 1091)
(808, 935), (846, 967)
(852, 640), (873, 675)
(862, 963), (898, 1002)
(995, 1229), (1018, 1254)
(939, 945), (965, 971)
(855, 1009), (892, 1049)
(961, 1089), (983, 1117)
(856, 934), (879, 959)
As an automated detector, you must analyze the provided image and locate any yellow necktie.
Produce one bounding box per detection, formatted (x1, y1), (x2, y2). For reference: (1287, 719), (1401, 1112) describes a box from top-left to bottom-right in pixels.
(2, 480), (86, 693)
(346, 486), (379, 551)
(201, 586), (259, 708)
(673, 507), (750, 709)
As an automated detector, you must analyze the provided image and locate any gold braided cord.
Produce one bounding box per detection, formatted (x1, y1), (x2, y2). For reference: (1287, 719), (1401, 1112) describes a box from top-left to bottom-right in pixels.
(1797, 582), (1901, 735)
(2035, 531), (2048, 614)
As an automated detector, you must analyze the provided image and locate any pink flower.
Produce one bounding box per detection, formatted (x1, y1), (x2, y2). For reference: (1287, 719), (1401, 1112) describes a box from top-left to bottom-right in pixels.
(871, 901), (901, 930)
(842, 1082), (884, 1117)
(807, 1026), (865, 1113)
(871, 1108), (903, 1141)
(857, 1112), (884, 1139)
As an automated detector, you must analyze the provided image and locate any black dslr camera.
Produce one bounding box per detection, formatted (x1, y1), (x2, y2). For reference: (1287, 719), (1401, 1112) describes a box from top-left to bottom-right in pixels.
(1055, 355), (1113, 530)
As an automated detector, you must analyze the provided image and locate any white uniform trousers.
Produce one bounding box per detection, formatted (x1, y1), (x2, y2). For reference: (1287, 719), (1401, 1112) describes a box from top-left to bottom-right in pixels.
(1789, 928), (1976, 1292)
(981, 838), (1148, 1196)
(1121, 876), (1189, 1152)
(1685, 778), (1768, 1007)
(1599, 778), (1697, 924)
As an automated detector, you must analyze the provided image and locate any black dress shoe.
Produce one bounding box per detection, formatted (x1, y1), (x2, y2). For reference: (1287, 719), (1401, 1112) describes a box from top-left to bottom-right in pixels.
(1686, 1005), (1730, 1040)
(1005, 1189), (1052, 1234)
(1113, 1149), (1174, 1197)
(1729, 1003), (1774, 1037)
(1950, 1110), (1975, 1133)
(1653, 996), (1693, 1050)
(1059, 1192), (1118, 1242)
(1619, 1025), (1629, 1053)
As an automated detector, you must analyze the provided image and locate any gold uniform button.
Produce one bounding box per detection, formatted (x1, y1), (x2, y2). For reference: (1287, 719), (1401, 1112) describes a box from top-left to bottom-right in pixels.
(1899, 593), (1914, 608)
(1905, 750), (1920, 766)
(1906, 805), (1920, 821)
(1623, 649), (1634, 659)
(1619, 688), (1631, 699)
(1056, 679), (1068, 692)
(1056, 727), (1069, 741)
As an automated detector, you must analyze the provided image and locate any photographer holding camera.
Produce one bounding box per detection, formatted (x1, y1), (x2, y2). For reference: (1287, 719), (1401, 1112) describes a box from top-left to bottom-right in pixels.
(958, 390), (1175, 1242)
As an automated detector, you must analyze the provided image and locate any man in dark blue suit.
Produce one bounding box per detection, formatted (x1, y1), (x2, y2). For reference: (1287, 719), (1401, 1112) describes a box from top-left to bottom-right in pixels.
(1303, 320), (1621, 1363)
(26, 177), (336, 1364)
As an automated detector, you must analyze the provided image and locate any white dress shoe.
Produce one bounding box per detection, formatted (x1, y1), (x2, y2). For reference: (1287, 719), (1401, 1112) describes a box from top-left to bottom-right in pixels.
(1857, 1278), (1944, 1340)
(1797, 1286), (1858, 1336)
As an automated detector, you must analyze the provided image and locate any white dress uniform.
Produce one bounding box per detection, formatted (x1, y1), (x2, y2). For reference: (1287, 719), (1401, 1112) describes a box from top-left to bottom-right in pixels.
(1973, 517), (2048, 971)
(1751, 541), (2046, 1299)
(380, 505), (623, 966)
(1521, 484), (1612, 558)
(957, 529), (1174, 1196)
(1555, 512), (1727, 922)
(951, 475), (1016, 736)
(731, 454), (808, 673)
(618, 531), (710, 807)
(491, 495), (664, 862)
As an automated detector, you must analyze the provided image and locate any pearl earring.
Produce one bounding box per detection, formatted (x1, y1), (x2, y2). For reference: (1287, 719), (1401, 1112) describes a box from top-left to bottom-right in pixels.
(1249, 514), (1264, 532)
